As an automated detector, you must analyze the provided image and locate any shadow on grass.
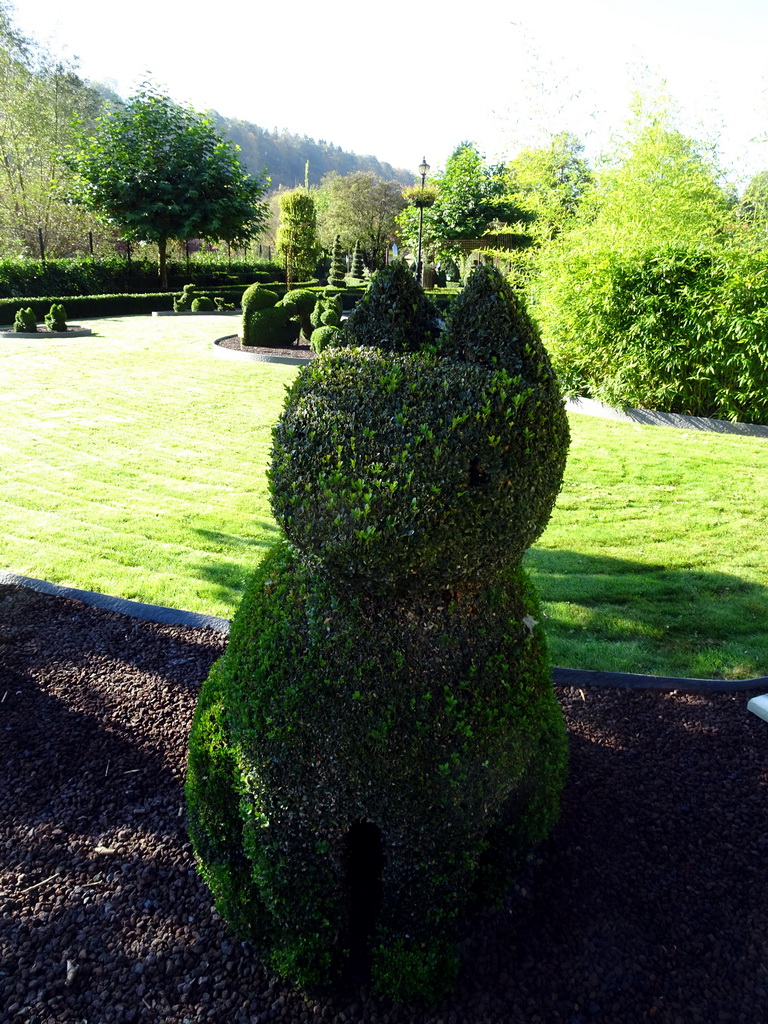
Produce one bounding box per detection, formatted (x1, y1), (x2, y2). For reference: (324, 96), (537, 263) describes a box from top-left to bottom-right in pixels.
(524, 547), (768, 678)
(191, 522), (280, 610)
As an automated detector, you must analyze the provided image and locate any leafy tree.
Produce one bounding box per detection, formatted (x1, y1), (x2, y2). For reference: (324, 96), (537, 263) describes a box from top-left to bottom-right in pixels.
(397, 142), (525, 266)
(0, 4), (105, 256)
(533, 98), (743, 409)
(316, 171), (405, 269)
(275, 187), (321, 285)
(67, 86), (269, 288)
(505, 132), (592, 243)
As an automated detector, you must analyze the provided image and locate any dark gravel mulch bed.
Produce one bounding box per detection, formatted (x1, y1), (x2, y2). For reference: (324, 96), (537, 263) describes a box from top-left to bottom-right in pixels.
(1, 582), (766, 1024)
(215, 336), (315, 359)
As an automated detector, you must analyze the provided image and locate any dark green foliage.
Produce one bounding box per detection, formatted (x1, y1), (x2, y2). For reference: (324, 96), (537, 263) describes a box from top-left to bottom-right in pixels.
(281, 288), (317, 340)
(540, 243), (768, 423)
(440, 264), (551, 375)
(270, 345), (569, 593)
(310, 290), (342, 331)
(309, 324), (339, 352)
(339, 260), (440, 354)
(241, 283), (280, 344)
(0, 255), (282, 300)
(12, 306), (36, 332)
(191, 295), (214, 311)
(241, 305), (296, 347)
(173, 283), (197, 311)
(214, 296), (236, 311)
(327, 234), (346, 288)
(349, 240), (365, 280)
(44, 303), (67, 331)
(187, 543), (567, 999)
(188, 266), (569, 1003)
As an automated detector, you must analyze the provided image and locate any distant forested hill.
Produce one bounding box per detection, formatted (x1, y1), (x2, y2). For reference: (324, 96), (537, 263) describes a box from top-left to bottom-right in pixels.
(210, 113), (414, 190)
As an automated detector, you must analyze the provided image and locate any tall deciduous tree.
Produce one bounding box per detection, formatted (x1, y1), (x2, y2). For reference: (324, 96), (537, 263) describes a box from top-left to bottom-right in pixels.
(67, 86), (269, 288)
(397, 143), (525, 266)
(0, 3), (104, 256)
(275, 187), (321, 286)
(316, 171), (405, 269)
(505, 132), (592, 243)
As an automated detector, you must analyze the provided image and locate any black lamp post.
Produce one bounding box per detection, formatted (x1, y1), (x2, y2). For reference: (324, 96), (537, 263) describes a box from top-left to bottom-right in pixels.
(416, 156), (429, 284)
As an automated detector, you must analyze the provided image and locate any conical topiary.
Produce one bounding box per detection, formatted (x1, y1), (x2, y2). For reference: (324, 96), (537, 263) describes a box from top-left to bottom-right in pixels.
(349, 240), (365, 281)
(327, 234), (346, 288)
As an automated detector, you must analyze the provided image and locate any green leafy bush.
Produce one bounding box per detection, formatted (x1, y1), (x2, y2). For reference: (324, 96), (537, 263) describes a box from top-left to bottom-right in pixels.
(310, 290), (342, 331)
(535, 243), (768, 423)
(191, 295), (214, 311)
(339, 260), (440, 354)
(349, 240), (365, 281)
(173, 283), (197, 311)
(241, 305), (296, 347)
(241, 283), (280, 344)
(280, 288), (317, 340)
(12, 307), (36, 332)
(309, 324), (339, 352)
(188, 265), (569, 1003)
(214, 296), (235, 311)
(44, 303), (67, 331)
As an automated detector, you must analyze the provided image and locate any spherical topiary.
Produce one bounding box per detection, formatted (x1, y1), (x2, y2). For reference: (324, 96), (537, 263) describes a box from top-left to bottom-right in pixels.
(191, 295), (214, 311)
(281, 288), (317, 340)
(13, 307), (37, 332)
(269, 344), (569, 593)
(309, 324), (339, 353)
(241, 283), (281, 344)
(187, 541), (567, 1000)
(338, 260), (440, 354)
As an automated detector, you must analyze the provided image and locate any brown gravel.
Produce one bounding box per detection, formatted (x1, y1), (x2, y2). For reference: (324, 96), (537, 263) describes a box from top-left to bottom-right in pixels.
(1, 581), (767, 1024)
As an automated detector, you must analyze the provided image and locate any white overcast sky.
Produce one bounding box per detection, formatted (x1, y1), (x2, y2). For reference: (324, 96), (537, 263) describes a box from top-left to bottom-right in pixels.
(10, 0), (768, 185)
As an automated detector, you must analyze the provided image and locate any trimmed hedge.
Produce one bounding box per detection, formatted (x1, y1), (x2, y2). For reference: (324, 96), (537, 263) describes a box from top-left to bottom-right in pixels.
(0, 255), (284, 299)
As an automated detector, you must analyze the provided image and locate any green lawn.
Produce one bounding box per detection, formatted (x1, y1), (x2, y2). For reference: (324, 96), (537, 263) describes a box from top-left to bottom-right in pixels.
(2, 314), (767, 678)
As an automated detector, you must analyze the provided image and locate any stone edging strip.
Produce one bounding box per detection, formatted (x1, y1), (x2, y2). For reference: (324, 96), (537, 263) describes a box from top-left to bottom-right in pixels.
(566, 396), (768, 439)
(5, 571), (767, 693)
(0, 571), (230, 635)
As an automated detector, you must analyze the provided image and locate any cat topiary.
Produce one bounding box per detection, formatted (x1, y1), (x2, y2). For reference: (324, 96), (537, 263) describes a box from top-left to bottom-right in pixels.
(187, 265), (570, 1002)
(13, 307), (37, 332)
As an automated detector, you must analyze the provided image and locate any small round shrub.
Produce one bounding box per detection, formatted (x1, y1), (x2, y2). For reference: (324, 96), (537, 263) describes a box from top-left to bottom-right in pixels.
(13, 307), (37, 332)
(191, 295), (214, 311)
(309, 325), (339, 353)
(339, 260), (440, 354)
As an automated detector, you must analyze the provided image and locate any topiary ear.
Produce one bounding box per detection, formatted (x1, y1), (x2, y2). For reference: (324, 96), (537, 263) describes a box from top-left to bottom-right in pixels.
(440, 265), (549, 377)
(340, 261), (439, 354)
